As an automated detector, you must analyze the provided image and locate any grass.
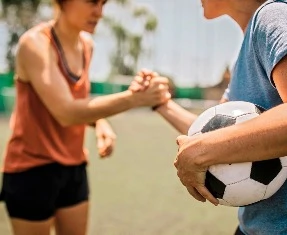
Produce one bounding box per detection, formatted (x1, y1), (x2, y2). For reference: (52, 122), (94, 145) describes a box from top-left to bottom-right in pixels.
(0, 108), (238, 235)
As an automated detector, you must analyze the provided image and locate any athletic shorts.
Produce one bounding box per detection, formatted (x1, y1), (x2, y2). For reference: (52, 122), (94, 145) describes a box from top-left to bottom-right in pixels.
(0, 162), (89, 221)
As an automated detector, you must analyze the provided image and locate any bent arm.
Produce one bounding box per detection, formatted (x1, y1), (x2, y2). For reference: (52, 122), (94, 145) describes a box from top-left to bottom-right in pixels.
(18, 33), (161, 127)
(199, 56), (287, 167)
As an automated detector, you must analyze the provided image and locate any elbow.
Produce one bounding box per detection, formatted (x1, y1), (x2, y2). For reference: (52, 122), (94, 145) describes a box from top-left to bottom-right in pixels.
(54, 108), (80, 127)
(58, 119), (73, 127)
(55, 115), (76, 127)
(52, 102), (94, 127)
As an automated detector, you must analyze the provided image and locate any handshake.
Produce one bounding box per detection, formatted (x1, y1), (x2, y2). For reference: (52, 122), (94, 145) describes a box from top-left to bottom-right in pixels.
(128, 69), (172, 110)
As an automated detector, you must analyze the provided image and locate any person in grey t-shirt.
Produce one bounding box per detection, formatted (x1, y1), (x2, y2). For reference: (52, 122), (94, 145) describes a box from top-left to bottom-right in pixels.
(174, 1), (287, 234)
(131, 0), (287, 234)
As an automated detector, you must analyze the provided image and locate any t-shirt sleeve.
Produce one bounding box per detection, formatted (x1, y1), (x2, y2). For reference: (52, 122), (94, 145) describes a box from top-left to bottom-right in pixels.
(253, 2), (287, 85)
(222, 86), (230, 100)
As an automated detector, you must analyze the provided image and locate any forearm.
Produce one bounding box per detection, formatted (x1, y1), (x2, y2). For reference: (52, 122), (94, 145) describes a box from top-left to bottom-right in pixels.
(201, 103), (287, 166)
(62, 91), (138, 126)
(156, 100), (197, 134)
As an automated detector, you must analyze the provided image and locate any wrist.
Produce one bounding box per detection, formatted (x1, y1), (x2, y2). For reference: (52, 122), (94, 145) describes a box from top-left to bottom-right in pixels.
(151, 104), (163, 111)
(152, 100), (170, 112)
(193, 133), (219, 168)
(125, 90), (144, 108)
(96, 118), (107, 125)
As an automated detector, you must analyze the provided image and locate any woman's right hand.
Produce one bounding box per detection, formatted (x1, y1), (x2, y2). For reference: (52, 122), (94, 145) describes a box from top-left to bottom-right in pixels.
(131, 74), (171, 108)
(129, 69), (157, 92)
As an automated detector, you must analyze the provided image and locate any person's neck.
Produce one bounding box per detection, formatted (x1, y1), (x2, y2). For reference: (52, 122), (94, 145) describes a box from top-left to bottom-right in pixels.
(53, 16), (81, 49)
(228, 1), (264, 33)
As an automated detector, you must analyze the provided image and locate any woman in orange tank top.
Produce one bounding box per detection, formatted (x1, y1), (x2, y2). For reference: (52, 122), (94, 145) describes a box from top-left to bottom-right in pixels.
(0, 0), (171, 234)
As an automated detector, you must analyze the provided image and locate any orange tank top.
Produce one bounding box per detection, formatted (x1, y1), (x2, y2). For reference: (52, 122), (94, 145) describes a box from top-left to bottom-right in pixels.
(2, 22), (92, 173)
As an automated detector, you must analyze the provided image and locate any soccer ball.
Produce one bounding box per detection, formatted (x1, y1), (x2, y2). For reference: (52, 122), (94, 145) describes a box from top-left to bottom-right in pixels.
(188, 101), (287, 207)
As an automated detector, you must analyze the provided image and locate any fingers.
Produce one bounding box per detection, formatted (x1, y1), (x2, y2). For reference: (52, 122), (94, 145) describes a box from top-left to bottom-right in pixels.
(174, 135), (189, 168)
(195, 185), (219, 206)
(176, 135), (189, 146)
(151, 71), (159, 78)
(176, 170), (208, 203)
(137, 68), (149, 77)
(97, 127), (116, 158)
(130, 76), (150, 92)
(129, 81), (143, 92)
(134, 75), (144, 83)
(150, 76), (169, 85)
(132, 69), (169, 94)
(158, 83), (166, 90)
(137, 68), (158, 78)
(165, 91), (171, 100)
(147, 81), (169, 94)
(177, 169), (218, 205)
(138, 76), (151, 89)
(99, 145), (113, 158)
(175, 134), (218, 206)
(186, 186), (206, 202)
(98, 136), (115, 158)
(105, 136), (114, 149)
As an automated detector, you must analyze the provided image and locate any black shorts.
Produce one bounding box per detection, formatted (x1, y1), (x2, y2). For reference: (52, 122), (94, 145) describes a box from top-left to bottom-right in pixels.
(0, 162), (89, 221)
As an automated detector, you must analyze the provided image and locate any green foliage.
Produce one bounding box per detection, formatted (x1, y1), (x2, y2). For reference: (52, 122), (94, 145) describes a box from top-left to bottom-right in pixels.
(104, 0), (158, 77)
(1, 0), (41, 14)
(1, 0), (41, 72)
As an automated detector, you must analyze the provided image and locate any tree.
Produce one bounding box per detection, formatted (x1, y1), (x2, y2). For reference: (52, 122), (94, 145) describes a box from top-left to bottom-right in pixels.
(103, 0), (158, 77)
(1, 0), (42, 72)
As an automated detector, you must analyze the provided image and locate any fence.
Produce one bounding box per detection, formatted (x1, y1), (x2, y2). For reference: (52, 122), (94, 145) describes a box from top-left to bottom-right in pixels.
(0, 73), (203, 114)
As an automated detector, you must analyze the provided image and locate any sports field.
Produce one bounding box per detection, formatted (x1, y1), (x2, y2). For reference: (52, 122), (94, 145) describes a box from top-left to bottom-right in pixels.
(0, 108), (238, 235)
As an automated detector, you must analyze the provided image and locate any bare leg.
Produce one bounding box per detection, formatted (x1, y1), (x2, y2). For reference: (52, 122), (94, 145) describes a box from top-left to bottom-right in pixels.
(54, 201), (89, 235)
(10, 217), (53, 235)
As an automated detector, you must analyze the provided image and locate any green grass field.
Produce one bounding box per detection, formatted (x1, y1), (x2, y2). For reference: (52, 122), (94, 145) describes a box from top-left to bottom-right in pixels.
(0, 108), (238, 235)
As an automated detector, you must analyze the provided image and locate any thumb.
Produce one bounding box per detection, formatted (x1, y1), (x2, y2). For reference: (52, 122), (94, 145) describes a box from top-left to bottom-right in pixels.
(176, 135), (189, 146)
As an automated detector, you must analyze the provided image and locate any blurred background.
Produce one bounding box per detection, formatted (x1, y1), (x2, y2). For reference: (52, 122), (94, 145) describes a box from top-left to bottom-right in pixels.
(0, 0), (242, 234)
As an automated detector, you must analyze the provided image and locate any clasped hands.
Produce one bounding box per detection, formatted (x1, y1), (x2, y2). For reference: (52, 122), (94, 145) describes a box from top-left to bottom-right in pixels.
(130, 69), (218, 206)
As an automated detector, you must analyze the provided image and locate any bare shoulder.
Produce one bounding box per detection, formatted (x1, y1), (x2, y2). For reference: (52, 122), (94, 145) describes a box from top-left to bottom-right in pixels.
(16, 23), (56, 81)
(18, 25), (51, 60)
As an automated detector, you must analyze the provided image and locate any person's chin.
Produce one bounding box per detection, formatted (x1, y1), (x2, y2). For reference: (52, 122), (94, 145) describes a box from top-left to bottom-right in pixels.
(204, 15), (213, 20)
(204, 13), (218, 20)
(84, 27), (96, 34)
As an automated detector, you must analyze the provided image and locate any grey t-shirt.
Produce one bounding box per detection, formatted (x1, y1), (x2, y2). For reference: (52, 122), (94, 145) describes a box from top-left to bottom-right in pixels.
(225, 1), (287, 234)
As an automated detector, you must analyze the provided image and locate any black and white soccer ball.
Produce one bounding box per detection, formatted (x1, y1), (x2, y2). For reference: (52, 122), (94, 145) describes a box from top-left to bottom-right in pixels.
(188, 101), (287, 207)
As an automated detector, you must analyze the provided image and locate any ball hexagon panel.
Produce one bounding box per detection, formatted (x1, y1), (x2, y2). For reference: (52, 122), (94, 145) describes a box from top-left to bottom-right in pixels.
(205, 171), (226, 199)
(235, 113), (260, 124)
(218, 198), (233, 206)
(215, 101), (258, 117)
(188, 107), (216, 136)
(250, 159), (282, 185)
(201, 115), (236, 133)
(223, 179), (267, 207)
(263, 167), (287, 199)
(209, 162), (252, 185)
(280, 156), (287, 167)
